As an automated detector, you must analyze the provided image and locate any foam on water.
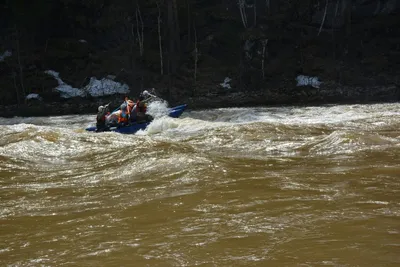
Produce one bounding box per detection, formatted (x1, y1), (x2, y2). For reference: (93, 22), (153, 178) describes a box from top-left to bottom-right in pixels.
(184, 103), (400, 127)
(146, 100), (170, 118)
(126, 103), (400, 161)
(0, 103), (399, 162)
(2, 103), (398, 136)
(1, 103), (400, 267)
(138, 117), (179, 135)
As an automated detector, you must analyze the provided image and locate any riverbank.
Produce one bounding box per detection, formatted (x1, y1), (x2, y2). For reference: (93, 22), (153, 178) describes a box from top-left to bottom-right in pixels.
(1, 81), (398, 118)
(1, 2), (399, 114)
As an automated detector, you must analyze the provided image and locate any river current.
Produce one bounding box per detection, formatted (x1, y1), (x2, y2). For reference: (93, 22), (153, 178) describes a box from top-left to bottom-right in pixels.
(0, 102), (399, 266)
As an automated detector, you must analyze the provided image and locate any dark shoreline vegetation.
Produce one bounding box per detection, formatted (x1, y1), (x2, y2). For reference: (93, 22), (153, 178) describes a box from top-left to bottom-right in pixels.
(1, 1), (400, 118)
(1, 85), (398, 118)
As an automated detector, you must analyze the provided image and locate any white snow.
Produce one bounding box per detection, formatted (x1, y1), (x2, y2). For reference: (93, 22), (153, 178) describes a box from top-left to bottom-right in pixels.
(296, 75), (322, 89)
(26, 93), (43, 101)
(44, 70), (130, 98)
(220, 77), (232, 89)
(44, 70), (85, 98)
(82, 77), (130, 97)
(0, 50), (12, 62)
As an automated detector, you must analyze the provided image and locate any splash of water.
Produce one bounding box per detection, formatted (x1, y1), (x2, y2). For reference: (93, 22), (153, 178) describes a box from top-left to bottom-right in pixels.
(1, 103), (400, 267)
(146, 100), (170, 118)
(139, 117), (180, 135)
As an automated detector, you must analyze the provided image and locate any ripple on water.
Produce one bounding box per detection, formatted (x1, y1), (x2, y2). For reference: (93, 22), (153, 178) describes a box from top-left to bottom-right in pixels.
(0, 103), (399, 266)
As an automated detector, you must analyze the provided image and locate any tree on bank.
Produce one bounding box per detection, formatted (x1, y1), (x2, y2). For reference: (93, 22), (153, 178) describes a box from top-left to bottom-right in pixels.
(0, 0), (399, 105)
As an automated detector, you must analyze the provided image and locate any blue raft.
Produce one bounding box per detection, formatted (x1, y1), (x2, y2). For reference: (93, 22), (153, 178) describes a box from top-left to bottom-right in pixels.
(85, 104), (187, 134)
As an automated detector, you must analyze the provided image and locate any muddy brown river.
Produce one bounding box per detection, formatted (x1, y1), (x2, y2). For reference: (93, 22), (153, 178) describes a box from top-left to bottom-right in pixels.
(1, 102), (399, 266)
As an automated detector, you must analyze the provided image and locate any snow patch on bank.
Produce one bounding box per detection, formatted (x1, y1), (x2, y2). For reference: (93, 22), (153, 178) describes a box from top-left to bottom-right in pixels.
(0, 50), (12, 62)
(82, 77), (130, 97)
(44, 70), (85, 98)
(44, 70), (130, 98)
(220, 77), (232, 89)
(296, 75), (322, 89)
(26, 93), (42, 101)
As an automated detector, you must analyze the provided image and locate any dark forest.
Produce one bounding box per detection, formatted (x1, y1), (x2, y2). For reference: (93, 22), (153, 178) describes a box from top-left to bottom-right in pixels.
(0, 0), (399, 115)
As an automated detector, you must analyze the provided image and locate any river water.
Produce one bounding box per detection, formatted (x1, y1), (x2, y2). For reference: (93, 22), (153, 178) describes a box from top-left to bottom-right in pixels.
(0, 102), (399, 266)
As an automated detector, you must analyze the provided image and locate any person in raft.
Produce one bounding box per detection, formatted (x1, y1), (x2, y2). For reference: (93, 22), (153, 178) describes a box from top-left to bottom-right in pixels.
(96, 103), (110, 131)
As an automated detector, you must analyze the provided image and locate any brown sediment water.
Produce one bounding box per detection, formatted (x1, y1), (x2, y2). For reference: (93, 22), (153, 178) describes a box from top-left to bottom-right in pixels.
(0, 103), (399, 266)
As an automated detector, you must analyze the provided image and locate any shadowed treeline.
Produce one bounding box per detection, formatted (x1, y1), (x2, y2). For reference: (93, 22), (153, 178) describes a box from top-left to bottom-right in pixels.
(0, 0), (399, 107)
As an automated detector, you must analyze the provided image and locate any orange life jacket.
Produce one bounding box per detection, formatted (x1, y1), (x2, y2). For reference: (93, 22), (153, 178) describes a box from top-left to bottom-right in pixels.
(118, 100), (135, 124)
(117, 110), (128, 124)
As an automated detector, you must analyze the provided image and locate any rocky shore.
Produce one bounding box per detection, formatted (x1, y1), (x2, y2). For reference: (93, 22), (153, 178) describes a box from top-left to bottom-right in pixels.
(1, 81), (398, 118)
(1, 1), (399, 118)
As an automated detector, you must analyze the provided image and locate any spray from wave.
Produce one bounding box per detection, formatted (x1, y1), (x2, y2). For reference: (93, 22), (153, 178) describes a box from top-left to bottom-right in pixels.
(146, 100), (170, 118)
(134, 100), (178, 135)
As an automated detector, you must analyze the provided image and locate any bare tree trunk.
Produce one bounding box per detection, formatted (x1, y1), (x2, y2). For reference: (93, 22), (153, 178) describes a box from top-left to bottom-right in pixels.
(13, 72), (20, 105)
(331, 0), (341, 59)
(318, 0), (328, 36)
(166, 0), (175, 97)
(136, 3), (144, 91)
(238, 0), (248, 28)
(172, 0), (180, 54)
(44, 39), (49, 53)
(335, 0), (340, 17)
(253, 2), (257, 27)
(167, 0), (176, 74)
(187, 0), (191, 49)
(157, 1), (164, 75)
(344, 0), (352, 36)
(167, 0), (180, 75)
(130, 22), (135, 69)
(261, 39), (268, 79)
(194, 22), (198, 87)
(15, 26), (26, 104)
(136, 4), (144, 57)
(265, 0), (270, 14)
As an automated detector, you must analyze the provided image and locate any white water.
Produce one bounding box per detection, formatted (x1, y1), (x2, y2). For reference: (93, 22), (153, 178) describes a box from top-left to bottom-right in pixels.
(0, 102), (399, 266)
